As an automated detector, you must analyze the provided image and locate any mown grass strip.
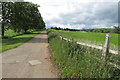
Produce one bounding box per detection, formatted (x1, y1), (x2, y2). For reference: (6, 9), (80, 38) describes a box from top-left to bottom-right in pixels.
(1, 30), (41, 52)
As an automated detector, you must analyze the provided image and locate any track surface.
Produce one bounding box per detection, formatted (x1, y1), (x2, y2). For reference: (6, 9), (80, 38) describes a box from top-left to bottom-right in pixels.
(2, 31), (59, 78)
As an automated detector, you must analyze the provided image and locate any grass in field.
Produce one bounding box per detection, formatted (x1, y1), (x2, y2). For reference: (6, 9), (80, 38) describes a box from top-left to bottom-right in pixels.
(1, 30), (41, 52)
(48, 29), (120, 78)
(59, 30), (119, 50)
(4, 29), (22, 37)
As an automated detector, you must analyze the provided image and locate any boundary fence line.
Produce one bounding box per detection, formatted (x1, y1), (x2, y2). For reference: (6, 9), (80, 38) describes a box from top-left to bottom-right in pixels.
(59, 36), (120, 70)
(60, 36), (118, 55)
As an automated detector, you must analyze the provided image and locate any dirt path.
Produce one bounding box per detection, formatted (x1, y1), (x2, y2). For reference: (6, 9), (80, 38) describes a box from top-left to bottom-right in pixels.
(2, 31), (59, 78)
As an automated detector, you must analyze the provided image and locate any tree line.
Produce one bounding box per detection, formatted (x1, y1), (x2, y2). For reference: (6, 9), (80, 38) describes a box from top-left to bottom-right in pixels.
(1, 2), (45, 38)
(81, 27), (120, 34)
(51, 27), (80, 31)
(51, 27), (120, 34)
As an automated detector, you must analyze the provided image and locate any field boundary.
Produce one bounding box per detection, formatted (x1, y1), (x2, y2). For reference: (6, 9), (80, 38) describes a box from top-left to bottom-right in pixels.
(60, 36), (118, 55)
(60, 36), (120, 70)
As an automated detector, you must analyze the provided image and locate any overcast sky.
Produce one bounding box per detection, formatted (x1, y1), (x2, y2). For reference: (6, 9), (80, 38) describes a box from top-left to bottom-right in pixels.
(24, 0), (119, 29)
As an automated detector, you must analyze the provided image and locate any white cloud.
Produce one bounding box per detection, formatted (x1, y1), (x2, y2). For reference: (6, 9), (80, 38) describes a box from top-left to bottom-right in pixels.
(24, 0), (119, 29)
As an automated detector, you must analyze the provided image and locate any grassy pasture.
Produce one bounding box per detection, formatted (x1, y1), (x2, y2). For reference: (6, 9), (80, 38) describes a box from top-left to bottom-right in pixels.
(59, 30), (119, 50)
(48, 29), (120, 78)
(1, 29), (41, 52)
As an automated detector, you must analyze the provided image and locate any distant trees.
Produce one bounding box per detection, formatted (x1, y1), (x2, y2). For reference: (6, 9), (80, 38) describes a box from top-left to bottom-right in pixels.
(50, 27), (120, 34)
(113, 26), (120, 34)
(81, 27), (120, 34)
(51, 27), (80, 31)
(1, 2), (45, 38)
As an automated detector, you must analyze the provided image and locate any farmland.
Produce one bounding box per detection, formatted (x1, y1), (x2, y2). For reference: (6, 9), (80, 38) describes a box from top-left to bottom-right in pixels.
(80, 28), (120, 33)
(51, 27), (120, 33)
(59, 30), (119, 51)
(1, 1), (119, 78)
(48, 29), (120, 78)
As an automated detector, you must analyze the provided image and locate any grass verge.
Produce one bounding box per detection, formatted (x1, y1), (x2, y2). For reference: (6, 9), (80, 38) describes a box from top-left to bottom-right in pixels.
(48, 29), (120, 78)
(1, 30), (41, 52)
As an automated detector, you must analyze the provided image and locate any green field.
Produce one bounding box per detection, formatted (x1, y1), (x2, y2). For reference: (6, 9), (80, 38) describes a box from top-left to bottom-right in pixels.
(1, 30), (41, 52)
(59, 30), (119, 50)
(48, 30), (120, 78)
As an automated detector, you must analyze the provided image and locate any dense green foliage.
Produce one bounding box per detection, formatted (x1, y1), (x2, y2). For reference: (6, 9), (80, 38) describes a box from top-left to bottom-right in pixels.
(51, 27), (80, 31)
(1, 2), (45, 38)
(4, 29), (23, 37)
(1, 29), (41, 52)
(48, 30), (120, 78)
(50, 27), (120, 34)
(59, 30), (119, 50)
(81, 28), (120, 34)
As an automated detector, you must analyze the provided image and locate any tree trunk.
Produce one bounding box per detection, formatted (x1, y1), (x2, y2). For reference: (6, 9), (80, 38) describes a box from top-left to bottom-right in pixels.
(2, 3), (5, 38)
(24, 28), (28, 33)
(2, 22), (5, 38)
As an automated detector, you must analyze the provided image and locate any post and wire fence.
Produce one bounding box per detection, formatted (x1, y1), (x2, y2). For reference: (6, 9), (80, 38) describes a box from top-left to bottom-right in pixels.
(102, 33), (111, 60)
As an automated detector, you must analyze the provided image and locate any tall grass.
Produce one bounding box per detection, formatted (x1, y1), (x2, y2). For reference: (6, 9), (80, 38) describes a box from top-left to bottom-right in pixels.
(48, 29), (120, 78)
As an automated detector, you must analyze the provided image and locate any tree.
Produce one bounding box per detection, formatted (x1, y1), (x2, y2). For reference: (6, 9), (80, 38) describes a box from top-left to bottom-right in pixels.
(1, 2), (45, 37)
(10, 2), (45, 33)
(25, 3), (45, 30)
(1, 2), (12, 38)
(113, 26), (120, 34)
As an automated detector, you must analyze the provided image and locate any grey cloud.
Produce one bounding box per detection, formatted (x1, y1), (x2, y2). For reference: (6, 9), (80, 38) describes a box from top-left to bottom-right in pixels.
(48, 2), (118, 28)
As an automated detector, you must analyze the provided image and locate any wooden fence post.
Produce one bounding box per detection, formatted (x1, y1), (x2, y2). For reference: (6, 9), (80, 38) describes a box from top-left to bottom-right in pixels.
(102, 33), (111, 60)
